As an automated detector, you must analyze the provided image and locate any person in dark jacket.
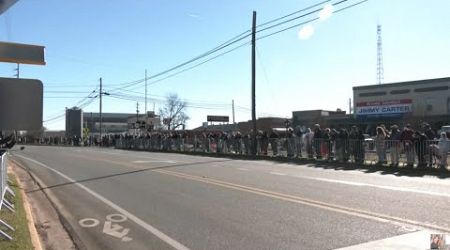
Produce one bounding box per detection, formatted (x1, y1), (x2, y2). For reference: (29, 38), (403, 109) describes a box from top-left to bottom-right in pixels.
(313, 124), (323, 159)
(269, 130), (279, 156)
(423, 123), (436, 167)
(400, 124), (415, 167)
(349, 126), (365, 164)
(413, 131), (428, 167)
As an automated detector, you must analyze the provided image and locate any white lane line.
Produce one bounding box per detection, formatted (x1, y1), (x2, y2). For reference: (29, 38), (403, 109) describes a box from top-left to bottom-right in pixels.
(269, 172), (287, 176)
(237, 168), (249, 171)
(291, 175), (450, 198)
(14, 154), (190, 250)
(132, 160), (176, 164)
(335, 230), (431, 250)
(87, 150), (173, 160)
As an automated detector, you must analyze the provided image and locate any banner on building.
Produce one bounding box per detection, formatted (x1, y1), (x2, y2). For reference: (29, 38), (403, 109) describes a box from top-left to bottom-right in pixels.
(355, 99), (412, 117)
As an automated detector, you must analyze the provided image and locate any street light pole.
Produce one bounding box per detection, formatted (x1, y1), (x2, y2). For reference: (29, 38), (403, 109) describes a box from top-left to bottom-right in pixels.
(99, 77), (103, 144)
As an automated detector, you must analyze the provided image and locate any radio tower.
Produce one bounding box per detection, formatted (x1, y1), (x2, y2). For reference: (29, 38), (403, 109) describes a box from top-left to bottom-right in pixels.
(376, 24), (384, 85)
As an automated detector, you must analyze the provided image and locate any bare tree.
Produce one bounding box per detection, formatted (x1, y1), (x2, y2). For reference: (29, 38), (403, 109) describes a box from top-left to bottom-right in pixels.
(159, 93), (189, 130)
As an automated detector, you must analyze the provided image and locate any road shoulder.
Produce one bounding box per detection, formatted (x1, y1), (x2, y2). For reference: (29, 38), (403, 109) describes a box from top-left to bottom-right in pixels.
(11, 160), (76, 250)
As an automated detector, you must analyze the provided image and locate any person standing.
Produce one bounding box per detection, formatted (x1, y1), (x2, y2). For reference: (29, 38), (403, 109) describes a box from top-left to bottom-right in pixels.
(423, 123), (436, 167)
(294, 126), (303, 158)
(400, 124), (415, 167)
(437, 132), (450, 170)
(286, 128), (295, 158)
(413, 131), (428, 168)
(313, 124), (323, 159)
(260, 131), (269, 156)
(375, 126), (386, 165)
(269, 129), (279, 156)
(388, 125), (401, 167)
(305, 128), (314, 158)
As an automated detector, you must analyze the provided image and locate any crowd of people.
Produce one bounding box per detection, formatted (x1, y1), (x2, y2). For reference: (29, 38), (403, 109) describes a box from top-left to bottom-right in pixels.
(113, 122), (449, 170)
(20, 122), (450, 170)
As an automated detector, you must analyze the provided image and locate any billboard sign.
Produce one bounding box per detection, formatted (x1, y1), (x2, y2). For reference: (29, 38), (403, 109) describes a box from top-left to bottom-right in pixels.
(356, 99), (412, 117)
(0, 77), (43, 130)
(207, 115), (229, 122)
(0, 41), (45, 65)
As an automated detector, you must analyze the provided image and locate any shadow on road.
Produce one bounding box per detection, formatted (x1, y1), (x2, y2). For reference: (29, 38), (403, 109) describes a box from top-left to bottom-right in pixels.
(301, 162), (450, 179)
(21, 158), (233, 194)
(147, 150), (450, 179)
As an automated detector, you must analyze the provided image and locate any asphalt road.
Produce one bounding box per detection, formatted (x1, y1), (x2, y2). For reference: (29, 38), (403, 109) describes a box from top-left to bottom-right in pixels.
(11, 146), (450, 250)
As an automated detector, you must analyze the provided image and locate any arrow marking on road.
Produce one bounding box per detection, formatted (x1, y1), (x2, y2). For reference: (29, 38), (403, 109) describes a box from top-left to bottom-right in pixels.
(103, 221), (132, 241)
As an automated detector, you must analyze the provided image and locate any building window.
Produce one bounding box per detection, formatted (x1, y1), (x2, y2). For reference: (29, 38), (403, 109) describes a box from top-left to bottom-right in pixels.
(359, 91), (387, 97)
(390, 89), (410, 95)
(414, 86), (449, 92)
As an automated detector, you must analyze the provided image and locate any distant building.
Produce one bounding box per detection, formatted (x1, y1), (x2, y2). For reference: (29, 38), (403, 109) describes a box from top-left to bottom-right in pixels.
(238, 117), (289, 133)
(83, 112), (133, 135)
(193, 123), (239, 133)
(127, 111), (162, 134)
(65, 107), (83, 138)
(353, 77), (450, 129)
(292, 110), (347, 129)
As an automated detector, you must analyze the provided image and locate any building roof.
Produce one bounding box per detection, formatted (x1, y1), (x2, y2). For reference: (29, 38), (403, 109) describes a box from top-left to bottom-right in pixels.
(83, 113), (135, 119)
(353, 77), (450, 91)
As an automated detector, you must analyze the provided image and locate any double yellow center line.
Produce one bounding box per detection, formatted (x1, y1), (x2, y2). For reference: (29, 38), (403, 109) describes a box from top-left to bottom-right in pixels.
(153, 169), (450, 234)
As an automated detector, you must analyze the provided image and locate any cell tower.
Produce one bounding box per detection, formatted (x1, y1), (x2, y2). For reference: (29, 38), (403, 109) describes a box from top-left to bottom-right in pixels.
(376, 24), (384, 85)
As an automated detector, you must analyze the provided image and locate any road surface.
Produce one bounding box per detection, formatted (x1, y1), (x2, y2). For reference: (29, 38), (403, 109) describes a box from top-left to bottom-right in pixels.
(11, 146), (450, 250)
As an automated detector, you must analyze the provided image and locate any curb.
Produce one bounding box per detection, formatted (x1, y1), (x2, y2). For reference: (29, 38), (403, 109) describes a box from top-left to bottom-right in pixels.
(8, 166), (43, 250)
(10, 158), (82, 250)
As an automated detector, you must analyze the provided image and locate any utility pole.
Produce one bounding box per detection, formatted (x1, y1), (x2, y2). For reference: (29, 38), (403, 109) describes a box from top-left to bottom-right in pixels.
(145, 69), (148, 114)
(251, 11), (257, 156)
(232, 99), (236, 124)
(99, 77), (103, 143)
(136, 102), (139, 121)
(136, 102), (139, 136)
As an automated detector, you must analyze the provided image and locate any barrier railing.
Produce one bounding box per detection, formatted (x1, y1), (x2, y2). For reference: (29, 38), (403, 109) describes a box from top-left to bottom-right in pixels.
(114, 137), (450, 170)
(0, 150), (15, 240)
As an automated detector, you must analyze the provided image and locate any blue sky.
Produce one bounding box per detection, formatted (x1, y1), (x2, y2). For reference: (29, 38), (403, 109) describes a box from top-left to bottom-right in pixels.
(0, 0), (449, 130)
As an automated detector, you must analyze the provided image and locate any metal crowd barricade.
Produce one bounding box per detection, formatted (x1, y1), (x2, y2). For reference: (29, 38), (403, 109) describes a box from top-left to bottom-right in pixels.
(0, 151), (16, 240)
(112, 136), (449, 170)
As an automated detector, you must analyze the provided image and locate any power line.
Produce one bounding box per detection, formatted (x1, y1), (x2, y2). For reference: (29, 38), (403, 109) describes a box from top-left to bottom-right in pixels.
(257, 0), (332, 28)
(257, 0), (369, 41)
(257, 0), (347, 34)
(43, 88), (98, 122)
(108, 33), (252, 91)
(44, 0), (368, 124)
(129, 41), (250, 90)
(110, 0), (360, 91)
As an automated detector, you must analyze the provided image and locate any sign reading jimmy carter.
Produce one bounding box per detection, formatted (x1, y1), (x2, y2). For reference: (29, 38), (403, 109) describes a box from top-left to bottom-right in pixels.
(0, 78), (43, 130)
(356, 99), (412, 117)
